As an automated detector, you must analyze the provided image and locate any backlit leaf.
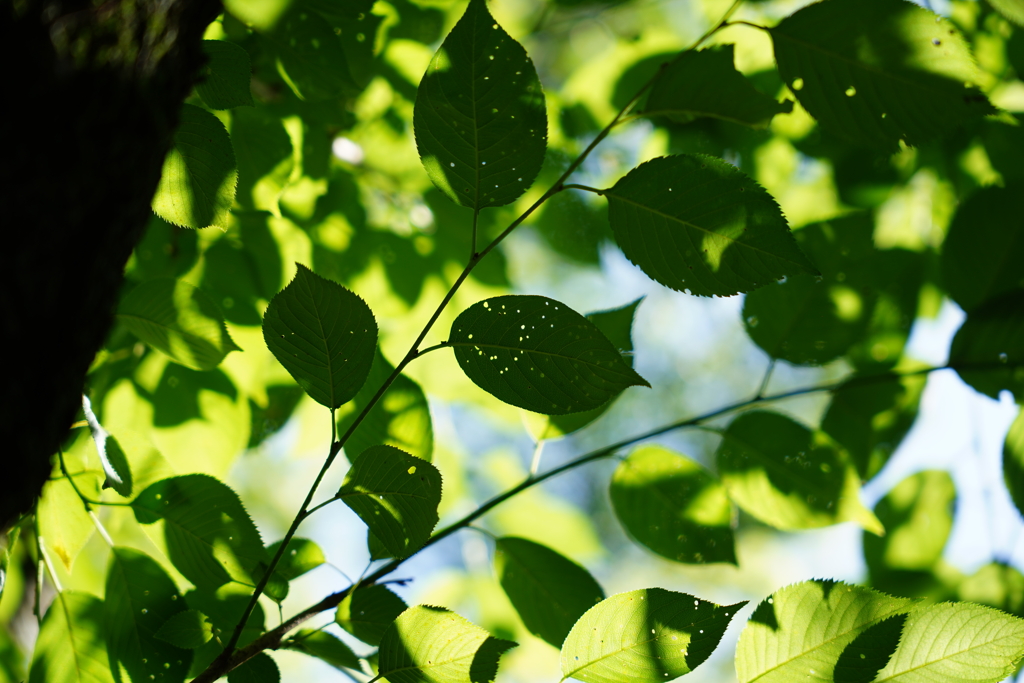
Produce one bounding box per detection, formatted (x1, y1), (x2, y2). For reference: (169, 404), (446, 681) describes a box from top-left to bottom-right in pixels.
(338, 445), (442, 558)
(284, 629), (360, 671)
(152, 104), (238, 229)
(735, 580), (914, 683)
(414, 0), (546, 209)
(155, 609), (214, 650)
(105, 547), (192, 683)
(262, 264), (378, 410)
(184, 584), (265, 675)
(267, 6), (358, 101)
(196, 40), (254, 110)
(770, 0), (994, 152)
(1004, 409), (1024, 518)
(988, 0), (1024, 27)
(716, 411), (882, 533)
(610, 446), (735, 565)
(864, 471), (955, 575)
(29, 591), (114, 683)
(377, 605), (516, 683)
(266, 537), (325, 581)
(117, 278), (239, 371)
(644, 45), (792, 128)
(958, 563), (1024, 618)
(494, 537), (604, 648)
(605, 155), (817, 298)
(449, 295), (649, 415)
(560, 588), (745, 683)
(336, 584), (408, 647)
(131, 475), (269, 589)
(37, 472), (100, 572)
(949, 290), (1024, 401)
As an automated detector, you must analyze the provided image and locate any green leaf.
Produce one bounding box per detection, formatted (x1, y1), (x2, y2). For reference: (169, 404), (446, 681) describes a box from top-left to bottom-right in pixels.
(184, 584), (265, 674)
(196, 40), (254, 109)
(959, 563), (1024, 618)
(117, 278), (239, 371)
(941, 185), (1024, 313)
(231, 111), (294, 212)
(735, 579), (915, 683)
(449, 295), (649, 415)
(610, 445), (735, 565)
(152, 104), (238, 229)
(1004, 409), (1024, 518)
(494, 537), (604, 648)
(223, 0), (296, 31)
(155, 609), (214, 650)
(872, 602), (1024, 682)
(821, 372), (926, 480)
(643, 45), (792, 128)
(605, 155), (817, 298)
(285, 629), (360, 671)
(338, 445), (442, 558)
(29, 591), (115, 683)
(770, 0), (994, 152)
(37, 472), (100, 572)
(413, 0), (547, 209)
(338, 350), (434, 463)
(949, 290), (1024, 401)
(833, 614), (908, 683)
(377, 605), (517, 683)
(131, 475), (269, 589)
(864, 471), (955, 576)
(336, 584), (408, 647)
(716, 411), (882, 534)
(262, 264), (378, 409)
(266, 537), (325, 581)
(267, 6), (359, 101)
(81, 394), (132, 496)
(227, 652), (280, 683)
(105, 547), (192, 683)
(988, 0), (1024, 27)
(560, 588), (745, 683)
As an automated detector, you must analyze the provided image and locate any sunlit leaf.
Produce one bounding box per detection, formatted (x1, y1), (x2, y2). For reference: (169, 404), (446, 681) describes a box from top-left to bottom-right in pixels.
(949, 290), (1024, 401)
(81, 394), (132, 496)
(644, 45), (792, 128)
(449, 295), (649, 415)
(37, 472), (99, 571)
(117, 279), (239, 371)
(770, 0), (994, 151)
(196, 40), (253, 110)
(284, 629), (360, 671)
(959, 562), (1024, 618)
(105, 547), (192, 683)
(227, 652), (280, 683)
(872, 602), (1024, 682)
(494, 537), (604, 648)
(266, 537), (325, 581)
(336, 584), (408, 647)
(414, 0), (546, 209)
(1004, 409), (1024, 518)
(377, 605), (516, 683)
(988, 0), (1024, 27)
(28, 591), (114, 683)
(223, 0), (296, 31)
(262, 264), (378, 409)
(155, 610), (214, 650)
(610, 446), (735, 564)
(338, 445), (442, 558)
(735, 580), (915, 683)
(716, 411), (882, 533)
(605, 155), (817, 298)
(560, 588), (745, 683)
(864, 471), (955, 575)
(152, 104), (238, 229)
(131, 475), (269, 589)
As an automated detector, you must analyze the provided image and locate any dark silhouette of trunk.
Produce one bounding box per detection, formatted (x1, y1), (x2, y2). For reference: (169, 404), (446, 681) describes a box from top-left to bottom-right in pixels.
(1, 0), (221, 530)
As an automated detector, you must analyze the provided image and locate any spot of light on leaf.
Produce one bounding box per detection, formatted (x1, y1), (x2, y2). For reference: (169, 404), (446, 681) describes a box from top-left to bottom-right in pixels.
(332, 137), (364, 164)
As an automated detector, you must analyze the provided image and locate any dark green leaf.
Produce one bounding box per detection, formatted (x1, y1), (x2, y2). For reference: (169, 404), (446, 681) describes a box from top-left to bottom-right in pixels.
(336, 584), (408, 647)
(941, 185), (1024, 313)
(338, 350), (433, 463)
(1004, 409), (1024, 519)
(267, 7), (359, 101)
(605, 155), (817, 298)
(377, 605), (516, 683)
(949, 290), (1024, 400)
(716, 411), (882, 533)
(81, 394), (132, 496)
(494, 537), (604, 648)
(560, 588), (745, 683)
(449, 295), (649, 415)
(154, 610), (214, 650)
(644, 45), (792, 128)
(131, 475), (269, 589)
(29, 591), (114, 683)
(610, 446), (735, 565)
(262, 263), (378, 409)
(152, 104), (238, 229)
(735, 580), (914, 683)
(266, 537), (325, 581)
(249, 385), (304, 448)
(117, 278), (239, 371)
(197, 40), (253, 109)
(414, 0), (546, 209)
(771, 0), (994, 152)
(833, 614), (907, 683)
(105, 547), (192, 683)
(228, 652), (280, 683)
(185, 584), (265, 675)
(338, 445), (442, 558)
(284, 629), (360, 671)
(231, 111), (294, 211)
(368, 528), (393, 561)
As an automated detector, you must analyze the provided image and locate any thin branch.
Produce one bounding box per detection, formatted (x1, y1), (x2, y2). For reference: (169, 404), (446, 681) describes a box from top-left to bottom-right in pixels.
(756, 359), (776, 399)
(528, 439), (545, 477)
(561, 183), (605, 194)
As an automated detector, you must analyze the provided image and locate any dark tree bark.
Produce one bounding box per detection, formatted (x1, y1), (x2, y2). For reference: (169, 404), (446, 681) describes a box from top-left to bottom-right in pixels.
(1, 0), (221, 530)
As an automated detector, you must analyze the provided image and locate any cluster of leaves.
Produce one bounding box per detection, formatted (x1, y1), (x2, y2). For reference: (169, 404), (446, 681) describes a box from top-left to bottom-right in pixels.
(3, 0), (1024, 681)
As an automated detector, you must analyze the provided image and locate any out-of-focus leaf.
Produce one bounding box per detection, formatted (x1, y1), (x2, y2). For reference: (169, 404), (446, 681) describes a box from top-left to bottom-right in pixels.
(988, 0), (1024, 27)
(155, 609), (214, 650)
(284, 629), (360, 671)
(28, 592), (114, 683)
(1005, 409), (1024, 518)
(267, 7), (358, 101)
(336, 584), (408, 647)
(959, 563), (1024, 618)
(610, 446), (735, 564)
(949, 290), (1024, 401)
(266, 537), (325, 581)
(197, 40), (253, 109)
(231, 111), (294, 212)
